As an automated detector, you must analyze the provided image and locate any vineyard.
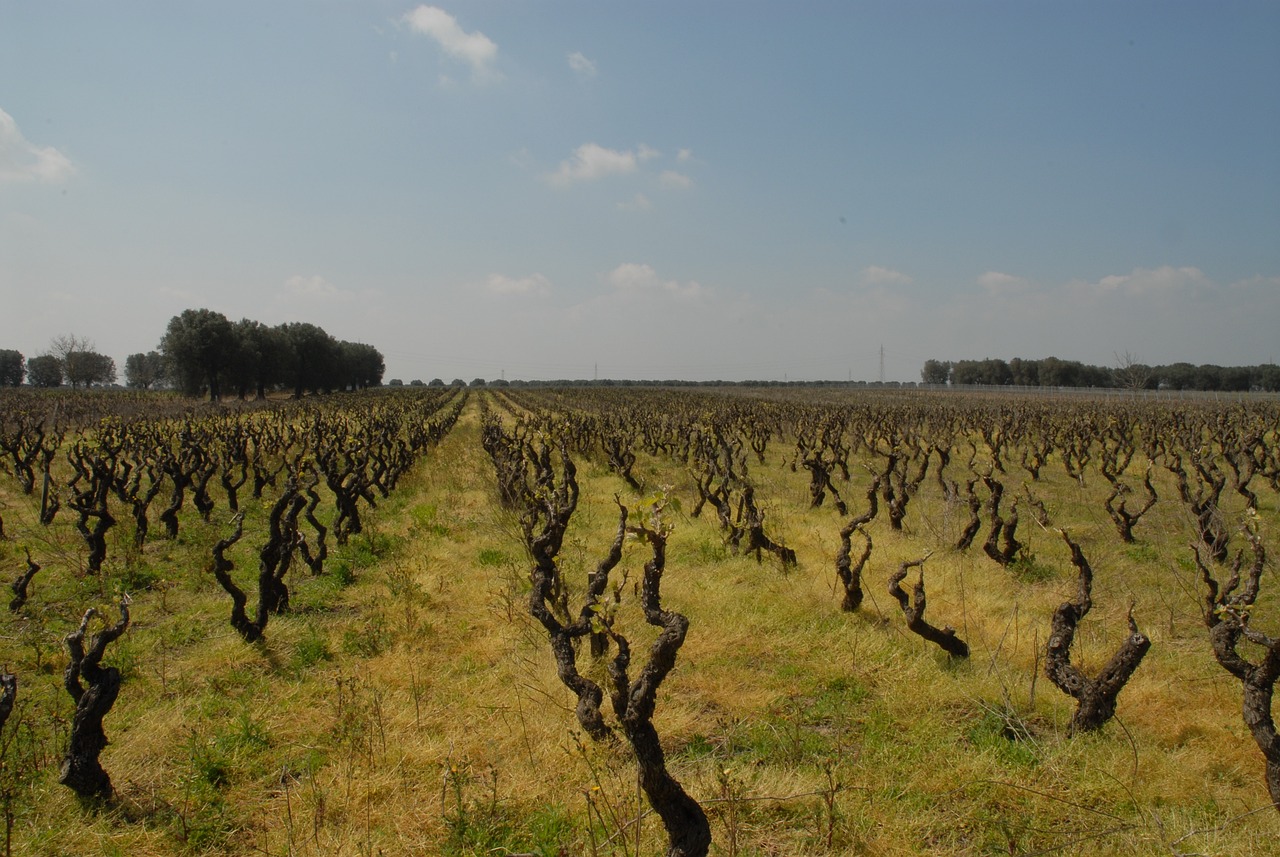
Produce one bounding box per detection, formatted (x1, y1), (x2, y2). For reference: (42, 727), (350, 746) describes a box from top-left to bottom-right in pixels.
(0, 384), (1278, 856)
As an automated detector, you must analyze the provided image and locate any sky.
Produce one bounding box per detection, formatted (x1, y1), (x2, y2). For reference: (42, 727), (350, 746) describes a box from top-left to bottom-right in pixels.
(2, 1), (1278, 384)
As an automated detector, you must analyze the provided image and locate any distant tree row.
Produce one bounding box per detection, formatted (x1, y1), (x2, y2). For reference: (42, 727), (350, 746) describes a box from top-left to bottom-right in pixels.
(921, 357), (1280, 392)
(0, 335), (118, 389)
(159, 309), (385, 401)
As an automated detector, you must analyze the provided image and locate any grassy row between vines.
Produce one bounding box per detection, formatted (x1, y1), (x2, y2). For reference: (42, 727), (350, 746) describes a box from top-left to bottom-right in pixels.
(0, 389), (1277, 855)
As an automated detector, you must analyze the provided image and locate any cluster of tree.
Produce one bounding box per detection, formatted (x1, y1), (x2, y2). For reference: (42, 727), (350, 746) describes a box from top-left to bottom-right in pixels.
(0, 336), (119, 389)
(158, 309), (385, 401)
(922, 357), (1280, 392)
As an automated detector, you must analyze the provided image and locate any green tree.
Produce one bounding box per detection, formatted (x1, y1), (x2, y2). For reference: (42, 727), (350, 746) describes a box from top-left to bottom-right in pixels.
(0, 349), (24, 386)
(336, 341), (385, 389)
(1008, 357), (1039, 386)
(920, 359), (951, 385)
(278, 322), (338, 397)
(124, 351), (167, 389)
(160, 308), (236, 401)
(26, 354), (63, 387)
(64, 351), (116, 387)
(227, 319), (291, 400)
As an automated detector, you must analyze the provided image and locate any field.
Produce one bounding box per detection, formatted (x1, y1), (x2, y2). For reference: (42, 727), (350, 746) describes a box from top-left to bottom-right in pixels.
(0, 385), (1278, 856)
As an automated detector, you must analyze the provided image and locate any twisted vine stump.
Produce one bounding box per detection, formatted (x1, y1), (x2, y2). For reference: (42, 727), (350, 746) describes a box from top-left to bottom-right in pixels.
(803, 449), (846, 514)
(834, 474), (880, 611)
(1102, 469), (1157, 544)
(1196, 528), (1280, 810)
(297, 470), (328, 575)
(888, 554), (969, 658)
(0, 673), (14, 732)
(523, 452), (628, 742)
(954, 477), (982, 551)
(605, 512), (711, 857)
(736, 486), (796, 567)
(9, 549), (39, 612)
(981, 474), (1023, 566)
(1045, 531), (1150, 734)
(60, 597), (131, 800)
(211, 483), (305, 644)
(1167, 451), (1229, 563)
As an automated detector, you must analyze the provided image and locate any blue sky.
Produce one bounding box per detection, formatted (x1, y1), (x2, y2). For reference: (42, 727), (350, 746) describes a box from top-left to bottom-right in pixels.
(2, 1), (1278, 383)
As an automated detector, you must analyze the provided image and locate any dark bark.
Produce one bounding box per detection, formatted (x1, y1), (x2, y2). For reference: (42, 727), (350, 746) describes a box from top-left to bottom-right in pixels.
(1045, 531), (1150, 734)
(1197, 531), (1280, 811)
(1102, 469), (1158, 544)
(981, 475), (1023, 566)
(210, 514), (259, 643)
(887, 554), (969, 658)
(9, 549), (39, 612)
(0, 674), (14, 733)
(803, 450), (846, 515)
(59, 598), (131, 800)
(525, 476), (627, 742)
(834, 474), (880, 611)
(605, 522), (711, 857)
(297, 473), (328, 575)
(210, 487), (304, 646)
(954, 478), (982, 551)
(736, 486), (796, 567)
(1167, 452), (1229, 563)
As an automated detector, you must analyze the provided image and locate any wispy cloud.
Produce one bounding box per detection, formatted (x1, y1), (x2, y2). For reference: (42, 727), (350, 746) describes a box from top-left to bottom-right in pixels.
(617, 193), (652, 211)
(547, 143), (646, 185)
(402, 5), (499, 84)
(567, 51), (596, 77)
(0, 107), (75, 184)
(977, 270), (1029, 295)
(659, 170), (692, 190)
(481, 273), (551, 297)
(284, 274), (355, 302)
(860, 266), (913, 287)
(607, 263), (703, 300)
(1085, 265), (1209, 296)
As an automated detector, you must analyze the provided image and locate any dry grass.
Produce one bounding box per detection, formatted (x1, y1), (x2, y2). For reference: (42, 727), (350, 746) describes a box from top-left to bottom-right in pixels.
(0, 390), (1277, 855)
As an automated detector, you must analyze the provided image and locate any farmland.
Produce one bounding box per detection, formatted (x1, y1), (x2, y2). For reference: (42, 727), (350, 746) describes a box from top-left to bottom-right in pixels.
(0, 384), (1278, 856)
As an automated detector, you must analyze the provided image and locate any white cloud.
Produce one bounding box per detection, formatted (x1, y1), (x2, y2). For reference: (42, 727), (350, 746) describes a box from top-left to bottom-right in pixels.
(0, 108), (75, 184)
(977, 270), (1029, 295)
(1230, 274), (1280, 292)
(284, 275), (354, 302)
(659, 170), (692, 190)
(636, 144), (660, 162)
(860, 266), (913, 287)
(402, 5), (499, 83)
(1087, 265), (1209, 296)
(617, 193), (652, 211)
(567, 51), (596, 77)
(677, 148), (694, 162)
(547, 142), (642, 185)
(607, 263), (703, 300)
(481, 273), (551, 297)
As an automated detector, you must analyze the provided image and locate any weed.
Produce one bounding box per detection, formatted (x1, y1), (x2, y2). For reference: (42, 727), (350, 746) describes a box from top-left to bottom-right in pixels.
(1009, 549), (1056, 583)
(293, 626), (333, 671)
(477, 547), (510, 567)
(341, 615), (391, 657)
(1124, 542), (1161, 564)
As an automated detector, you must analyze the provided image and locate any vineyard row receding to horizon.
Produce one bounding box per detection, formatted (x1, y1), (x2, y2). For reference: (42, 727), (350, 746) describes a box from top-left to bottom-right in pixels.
(0, 383), (1278, 856)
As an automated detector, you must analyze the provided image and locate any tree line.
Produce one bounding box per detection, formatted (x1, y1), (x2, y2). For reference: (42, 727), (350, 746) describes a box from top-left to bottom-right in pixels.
(0, 335), (118, 389)
(1, 310), (384, 399)
(159, 309), (384, 401)
(922, 356), (1280, 392)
